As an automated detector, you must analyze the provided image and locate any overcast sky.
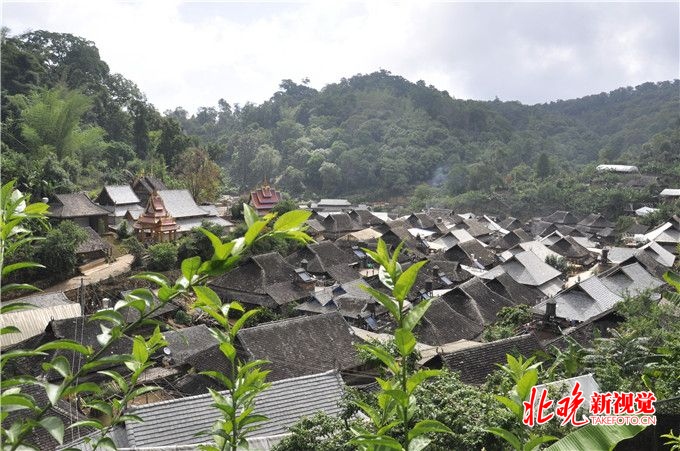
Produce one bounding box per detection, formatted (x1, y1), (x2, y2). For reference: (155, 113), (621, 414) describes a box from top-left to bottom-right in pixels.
(3, 1), (678, 114)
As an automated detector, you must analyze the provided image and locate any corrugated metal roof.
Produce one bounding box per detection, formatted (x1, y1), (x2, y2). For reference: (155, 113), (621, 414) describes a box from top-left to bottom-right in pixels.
(126, 371), (345, 448)
(0, 302), (81, 348)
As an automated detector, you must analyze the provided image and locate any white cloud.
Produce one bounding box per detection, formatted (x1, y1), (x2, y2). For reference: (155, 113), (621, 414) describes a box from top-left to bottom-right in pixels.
(3, 1), (677, 112)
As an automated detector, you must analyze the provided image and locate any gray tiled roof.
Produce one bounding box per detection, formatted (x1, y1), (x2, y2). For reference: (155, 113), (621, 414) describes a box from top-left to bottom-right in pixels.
(534, 275), (623, 323)
(163, 324), (218, 365)
(640, 241), (676, 267)
(440, 333), (543, 385)
(577, 213), (614, 229)
(415, 298), (485, 345)
(75, 226), (112, 254)
(548, 236), (593, 262)
(286, 241), (355, 275)
(579, 276), (623, 308)
(499, 217), (522, 230)
(530, 220), (558, 237)
(236, 312), (361, 381)
(49, 193), (110, 218)
(176, 216), (233, 233)
(126, 370), (345, 448)
(210, 252), (312, 307)
(4, 291), (70, 308)
(608, 247), (638, 264)
(543, 211), (579, 225)
(0, 292), (80, 348)
(157, 189), (211, 218)
(442, 277), (515, 326)
(6, 383), (94, 450)
(601, 262), (664, 296)
(504, 251), (561, 286)
(485, 272), (545, 306)
(99, 185), (140, 205)
(462, 219), (492, 237)
(318, 199), (352, 207)
(443, 239), (496, 268)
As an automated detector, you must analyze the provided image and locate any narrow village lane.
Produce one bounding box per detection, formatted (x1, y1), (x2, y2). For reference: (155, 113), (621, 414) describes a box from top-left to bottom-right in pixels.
(43, 254), (134, 293)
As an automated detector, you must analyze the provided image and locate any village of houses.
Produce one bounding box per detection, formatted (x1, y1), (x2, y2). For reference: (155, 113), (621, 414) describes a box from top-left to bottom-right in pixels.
(2, 163), (680, 450)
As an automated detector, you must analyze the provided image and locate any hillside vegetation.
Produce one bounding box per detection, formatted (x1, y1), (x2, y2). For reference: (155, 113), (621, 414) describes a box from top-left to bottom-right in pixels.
(2, 29), (679, 218)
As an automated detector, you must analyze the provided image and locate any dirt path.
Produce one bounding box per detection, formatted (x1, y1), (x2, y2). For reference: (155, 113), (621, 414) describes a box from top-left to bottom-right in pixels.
(44, 254), (134, 293)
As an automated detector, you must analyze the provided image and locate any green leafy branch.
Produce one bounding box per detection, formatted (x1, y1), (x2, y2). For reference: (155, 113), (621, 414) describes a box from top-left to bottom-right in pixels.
(349, 239), (452, 451)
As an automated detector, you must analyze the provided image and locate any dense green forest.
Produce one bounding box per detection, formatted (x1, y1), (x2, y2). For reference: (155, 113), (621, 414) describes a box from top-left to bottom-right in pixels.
(2, 29), (679, 218)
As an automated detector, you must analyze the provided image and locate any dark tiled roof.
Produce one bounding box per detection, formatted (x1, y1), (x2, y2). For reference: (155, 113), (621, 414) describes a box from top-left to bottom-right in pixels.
(8, 316), (132, 380)
(126, 371), (345, 448)
(548, 236), (595, 265)
(326, 264), (362, 284)
(415, 298), (485, 345)
(543, 211), (579, 225)
(441, 334), (543, 384)
(623, 223), (649, 236)
(545, 310), (621, 351)
(530, 220), (558, 238)
(485, 272), (545, 306)
(210, 253), (311, 306)
(349, 209), (385, 227)
(407, 212), (436, 230)
(3, 383), (94, 450)
(321, 212), (362, 234)
(236, 312), (361, 381)
(286, 241), (355, 275)
(75, 226), (112, 254)
(411, 259), (472, 295)
(443, 240), (497, 268)
(629, 251), (669, 279)
(577, 214), (614, 229)
(454, 277), (515, 324)
(488, 229), (531, 251)
(117, 291), (179, 323)
(49, 193), (110, 218)
(461, 219), (492, 237)
(380, 223), (425, 258)
(133, 176), (167, 194)
(163, 325), (218, 365)
(499, 217), (522, 230)
(265, 281), (313, 305)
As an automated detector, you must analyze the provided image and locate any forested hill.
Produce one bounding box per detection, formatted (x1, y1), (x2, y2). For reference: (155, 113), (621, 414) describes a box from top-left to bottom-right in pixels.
(2, 30), (679, 217)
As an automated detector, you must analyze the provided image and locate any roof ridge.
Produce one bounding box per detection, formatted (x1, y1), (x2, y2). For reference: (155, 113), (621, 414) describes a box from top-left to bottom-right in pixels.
(128, 369), (341, 411)
(239, 311), (343, 333)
